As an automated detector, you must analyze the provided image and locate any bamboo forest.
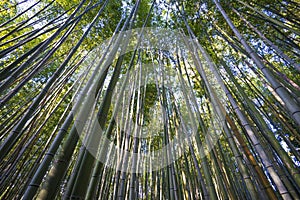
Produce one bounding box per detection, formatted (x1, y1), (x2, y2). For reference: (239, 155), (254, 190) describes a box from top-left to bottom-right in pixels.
(1, 0), (300, 199)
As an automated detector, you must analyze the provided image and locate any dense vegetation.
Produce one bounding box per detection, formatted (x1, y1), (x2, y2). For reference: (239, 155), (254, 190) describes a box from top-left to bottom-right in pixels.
(0, 0), (299, 199)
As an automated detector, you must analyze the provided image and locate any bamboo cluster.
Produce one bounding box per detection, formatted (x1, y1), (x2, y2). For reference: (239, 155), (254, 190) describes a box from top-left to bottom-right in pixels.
(0, 0), (299, 199)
